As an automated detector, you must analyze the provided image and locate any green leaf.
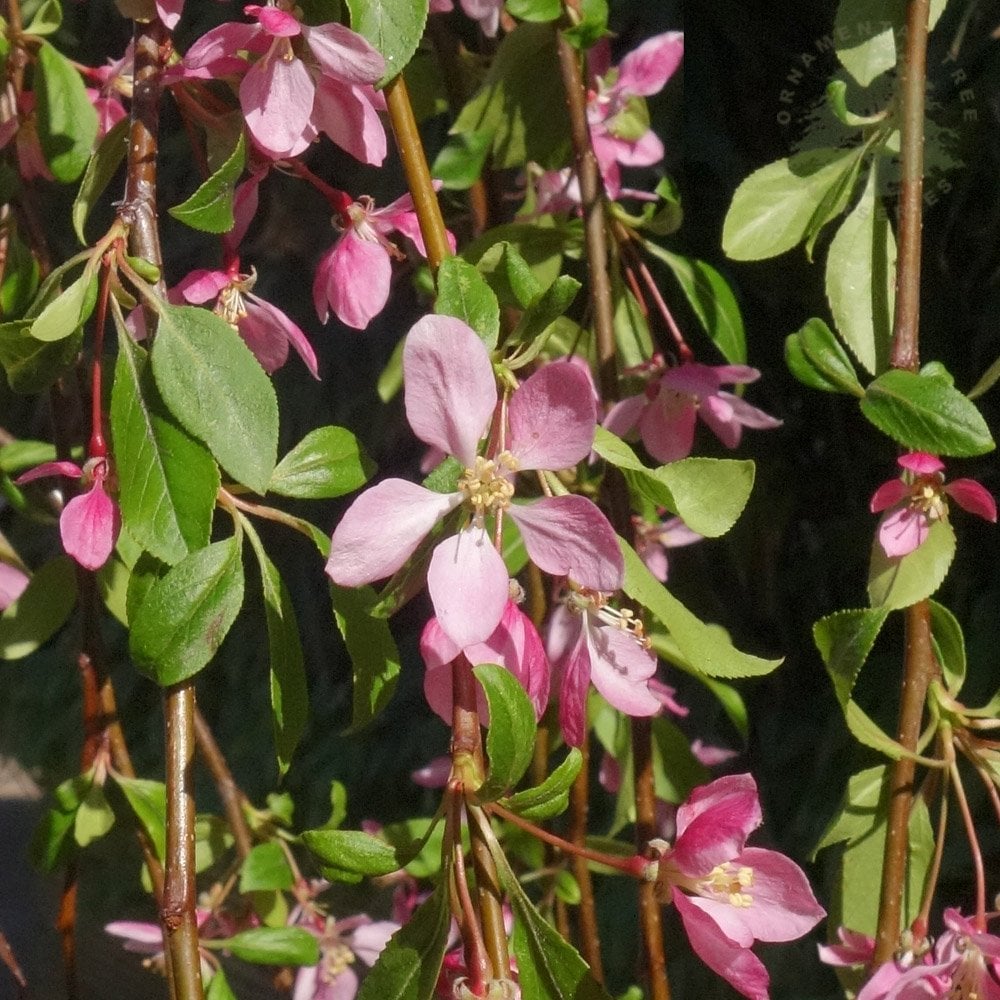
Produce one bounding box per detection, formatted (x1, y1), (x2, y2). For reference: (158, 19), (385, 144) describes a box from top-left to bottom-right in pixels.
(561, 0), (609, 48)
(129, 537), (245, 685)
(645, 245), (746, 364)
(209, 927), (319, 967)
(243, 518), (309, 777)
(111, 337), (219, 565)
(968, 355), (1000, 401)
(269, 426), (374, 499)
(813, 765), (885, 856)
(506, 0), (560, 20)
(929, 599), (965, 695)
(0, 319), (82, 393)
(346, 0), (429, 86)
(431, 128), (492, 190)
(652, 716), (711, 803)
(451, 23), (570, 170)
(113, 776), (166, 861)
(802, 144), (868, 259)
(826, 166), (895, 374)
(813, 607), (890, 704)
(464, 221), (576, 294)
(501, 749), (582, 821)
(25, 0), (63, 34)
(868, 519), (956, 610)
(435, 256), (501, 349)
(169, 133), (246, 233)
(0, 556), (77, 660)
(1, 232), (40, 316)
(621, 538), (781, 678)
(722, 147), (863, 261)
(826, 78), (888, 127)
(860, 368), (994, 457)
(510, 275), (581, 346)
(474, 241), (541, 309)
(301, 828), (413, 879)
(29, 271), (97, 343)
(35, 41), (98, 183)
(474, 663), (537, 801)
(0, 439), (58, 473)
(331, 584), (402, 731)
(240, 842), (294, 893)
(151, 304), (279, 492)
(74, 781), (115, 847)
(73, 118), (128, 244)
(378, 335), (405, 403)
(612, 284), (654, 369)
(785, 317), (864, 396)
(205, 968), (238, 1000)
(357, 881), (451, 1000)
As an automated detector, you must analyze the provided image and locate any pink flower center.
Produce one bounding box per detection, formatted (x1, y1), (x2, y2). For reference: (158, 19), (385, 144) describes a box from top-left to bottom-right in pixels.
(907, 472), (947, 521)
(457, 454), (516, 523)
(697, 861), (756, 909)
(216, 269), (258, 327)
(564, 588), (650, 649)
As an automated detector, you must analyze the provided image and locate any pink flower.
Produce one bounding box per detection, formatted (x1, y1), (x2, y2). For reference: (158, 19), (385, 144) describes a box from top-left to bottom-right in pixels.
(653, 773), (826, 1000)
(429, 0), (504, 36)
(181, 3), (386, 162)
(633, 513), (702, 582)
(313, 192), (454, 330)
(0, 563), (29, 609)
(326, 315), (623, 648)
(870, 452), (996, 558)
(605, 359), (781, 464)
(420, 599), (550, 723)
(546, 597), (661, 747)
(84, 48), (132, 138)
(175, 265), (319, 378)
(16, 458), (120, 571)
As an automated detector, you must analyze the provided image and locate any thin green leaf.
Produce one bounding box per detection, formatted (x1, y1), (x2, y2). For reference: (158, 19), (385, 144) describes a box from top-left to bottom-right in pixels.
(474, 663), (537, 801)
(35, 41), (98, 182)
(501, 749), (582, 821)
(29, 271), (97, 343)
(208, 927), (319, 966)
(113, 776), (166, 861)
(169, 134), (247, 234)
(73, 118), (129, 244)
(239, 842), (294, 893)
(301, 828), (414, 879)
(0, 556), (77, 660)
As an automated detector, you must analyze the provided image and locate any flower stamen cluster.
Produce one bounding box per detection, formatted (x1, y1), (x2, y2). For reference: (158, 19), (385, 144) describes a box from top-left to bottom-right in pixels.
(458, 454), (517, 523)
(563, 587), (651, 650)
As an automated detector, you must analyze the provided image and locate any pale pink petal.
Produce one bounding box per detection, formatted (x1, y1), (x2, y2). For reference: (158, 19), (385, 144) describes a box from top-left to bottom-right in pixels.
(155, 0), (183, 30)
(585, 623), (660, 717)
(311, 79), (387, 166)
(105, 920), (163, 951)
(304, 23), (385, 83)
(240, 56), (314, 159)
(690, 739), (738, 766)
(459, 0), (502, 36)
(699, 392), (743, 449)
(292, 963), (320, 1000)
(673, 774), (761, 875)
(403, 315), (497, 467)
(657, 517), (703, 548)
(60, 482), (120, 571)
(639, 387), (697, 463)
(324, 966), (359, 1000)
(640, 542), (669, 582)
(898, 452), (943, 475)
(430, 0), (454, 10)
(613, 130), (664, 168)
(326, 480), (462, 585)
(351, 921), (399, 966)
(230, 170), (265, 249)
(509, 495), (624, 592)
(616, 32), (684, 97)
(248, 6), (301, 37)
(244, 294), (319, 379)
(557, 620), (591, 748)
(946, 479), (997, 522)
(603, 393), (646, 439)
(672, 890), (771, 1000)
(15, 460), (82, 485)
(0, 563), (29, 610)
(182, 23), (262, 74)
(314, 233), (391, 329)
(878, 506), (928, 558)
(175, 269), (230, 304)
(419, 615), (462, 670)
(544, 602), (578, 665)
(427, 527), (509, 647)
(649, 677), (688, 717)
(713, 392), (782, 431)
(817, 927), (875, 967)
(507, 362), (596, 471)
(375, 193), (455, 257)
(870, 478), (909, 513)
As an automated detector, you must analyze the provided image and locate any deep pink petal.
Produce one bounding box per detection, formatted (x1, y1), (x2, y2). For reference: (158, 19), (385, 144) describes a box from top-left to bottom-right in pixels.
(946, 478), (997, 522)
(511, 496), (624, 591)
(419, 615), (462, 670)
(60, 483), (120, 571)
(639, 386), (697, 463)
(817, 927), (875, 968)
(613, 130), (664, 167)
(311, 79), (387, 166)
(15, 460), (82, 485)
(557, 619), (591, 748)
(244, 294), (319, 379)
(374, 193), (455, 256)
(585, 622), (660, 717)
(304, 23), (385, 83)
(183, 23), (262, 73)
(616, 32), (684, 97)
(0, 562), (29, 610)
(326, 480), (462, 585)
(250, 6), (301, 37)
(411, 754), (452, 788)
(878, 507), (928, 558)
(403, 315), (497, 466)
(314, 233), (391, 329)
(240, 56), (314, 159)
(175, 269), (229, 304)
(230, 170), (265, 249)
(898, 452), (943, 475)
(870, 478), (909, 513)
(672, 890), (771, 1000)
(507, 362), (596, 470)
(673, 774), (761, 875)
(236, 307), (289, 373)
(427, 527), (509, 647)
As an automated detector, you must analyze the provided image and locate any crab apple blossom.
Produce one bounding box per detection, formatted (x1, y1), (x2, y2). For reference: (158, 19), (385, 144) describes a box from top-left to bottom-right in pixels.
(326, 315), (623, 648)
(546, 596), (661, 748)
(605, 359), (782, 464)
(651, 773), (825, 1000)
(180, 3), (386, 162)
(16, 458), (120, 571)
(870, 451), (996, 558)
(0, 563), (29, 610)
(633, 513), (702, 582)
(313, 192), (454, 330)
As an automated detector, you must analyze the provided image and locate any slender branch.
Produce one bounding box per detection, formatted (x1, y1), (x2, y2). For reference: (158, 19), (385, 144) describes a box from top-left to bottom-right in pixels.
(384, 74), (452, 269)
(162, 681), (204, 1000)
(0, 929), (27, 996)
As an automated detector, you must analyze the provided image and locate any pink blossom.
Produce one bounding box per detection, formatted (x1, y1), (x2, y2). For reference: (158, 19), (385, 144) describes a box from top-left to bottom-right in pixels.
(546, 598), (661, 748)
(16, 458), (120, 571)
(156, 0), (183, 29)
(326, 315), (623, 648)
(84, 48), (132, 138)
(420, 599), (550, 722)
(313, 192), (454, 330)
(175, 265), (319, 377)
(870, 452), (996, 558)
(653, 773), (825, 1000)
(605, 359), (781, 463)
(181, 3), (386, 162)
(633, 513), (702, 582)
(0, 563), (29, 609)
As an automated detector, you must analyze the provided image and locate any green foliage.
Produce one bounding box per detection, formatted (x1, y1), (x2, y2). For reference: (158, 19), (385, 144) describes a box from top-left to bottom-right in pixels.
(346, 0), (429, 86)
(508, 274), (581, 349)
(0, 556), (77, 659)
(74, 780), (116, 847)
(474, 663), (537, 801)
(929, 599), (965, 695)
(785, 317), (864, 396)
(34, 40), (98, 183)
(500, 748), (582, 820)
(813, 607), (890, 704)
(239, 842), (295, 892)
(207, 927), (319, 966)
(169, 133), (247, 234)
(431, 129), (492, 190)
(29, 270), (97, 342)
(435, 256), (501, 348)
(0, 319), (82, 392)
(301, 827), (416, 879)
(269, 426), (375, 499)
(506, 0), (560, 21)
(868, 519), (956, 610)
(73, 118), (129, 244)
(113, 775), (167, 860)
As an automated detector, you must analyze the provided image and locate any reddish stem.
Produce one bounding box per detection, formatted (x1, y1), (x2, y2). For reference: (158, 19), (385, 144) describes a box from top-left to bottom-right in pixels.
(283, 159), (352, 218)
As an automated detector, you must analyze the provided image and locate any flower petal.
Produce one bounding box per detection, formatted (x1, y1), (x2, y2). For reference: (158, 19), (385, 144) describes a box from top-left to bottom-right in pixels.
(326, 480), (462, 586)
(314, 233), (391, 329)
(175, 269), (229, 304)
(946, 478), (997, 522)
(15, 460), (83, 485)
(403, 315), (497, 466)
(422, 656), (489, 724)
(244, 294), (319, 379)
(557, 620), (591, 748)
(673, 774), (761, 875)
(351, 920), (399, 966)
(603, 393), (647, 439)
(240, 56), (313, 159)
(507, 362), (597, 470)
(639, 385), (697, 463)
(584, 623), (660, 717)
(60, 483), (120, 571)
(870, 478), (909, 513)
(616, 32), (684, 97)
(898, 451), (943, 475)
(427, 526), (509, 647)
(0, 562), (29, 610)
(303, 22), (385, 83)
(509, 495), (624, 592)
(311, 79), (387, 167)
(878, 506), (928, 558)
